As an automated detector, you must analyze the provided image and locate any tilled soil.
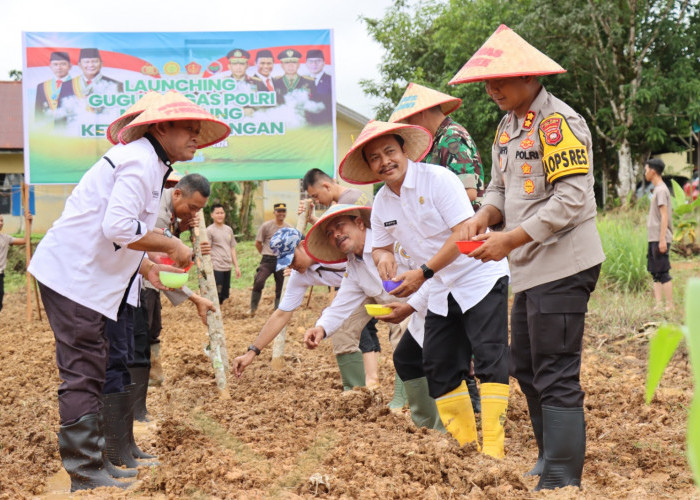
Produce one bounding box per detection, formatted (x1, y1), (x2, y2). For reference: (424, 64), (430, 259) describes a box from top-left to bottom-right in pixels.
(0, 287), (696, 499)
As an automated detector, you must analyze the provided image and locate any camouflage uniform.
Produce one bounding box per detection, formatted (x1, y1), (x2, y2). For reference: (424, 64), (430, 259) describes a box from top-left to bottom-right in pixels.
(424, 116), (484, 209)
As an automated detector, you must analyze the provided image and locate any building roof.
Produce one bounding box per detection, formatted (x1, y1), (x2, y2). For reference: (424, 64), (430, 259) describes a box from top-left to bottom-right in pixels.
(0, 81), (23, 150)
(337, 102), (370, 128)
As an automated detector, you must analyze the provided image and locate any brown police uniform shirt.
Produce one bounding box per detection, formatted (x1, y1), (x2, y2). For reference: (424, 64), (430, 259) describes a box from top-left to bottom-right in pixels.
(206, 223), (237, 272)
(337, 187), (371, 207)
(256, 219), (292, 256)
(647, 183), (673, 243)
(482, 86), (605, 293)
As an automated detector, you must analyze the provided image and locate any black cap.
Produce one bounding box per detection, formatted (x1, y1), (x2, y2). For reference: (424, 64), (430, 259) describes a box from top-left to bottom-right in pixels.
(227, 48), (250, 62)
(79, 48), (101, 60)
(50, 51), (71, 63)
(278, 49), (301, 62)
(306, 49), (324, 61)
(273, 203), (287, 211)
(255, 49), (273, 61)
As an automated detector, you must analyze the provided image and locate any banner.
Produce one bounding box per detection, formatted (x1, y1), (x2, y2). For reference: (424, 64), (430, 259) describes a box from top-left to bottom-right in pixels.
(22, 30), (335, 184)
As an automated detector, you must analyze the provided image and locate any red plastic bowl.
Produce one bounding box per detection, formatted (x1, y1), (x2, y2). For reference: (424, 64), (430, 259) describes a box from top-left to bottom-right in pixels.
(159, 256), (193, 272)
(455, 240), (484, 254)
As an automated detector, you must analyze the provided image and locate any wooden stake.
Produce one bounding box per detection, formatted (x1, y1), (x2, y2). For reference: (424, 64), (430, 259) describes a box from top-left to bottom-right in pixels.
(21, 184), (33, 322)
(191, 210), (230, 398)
(271, 199), (311, 369)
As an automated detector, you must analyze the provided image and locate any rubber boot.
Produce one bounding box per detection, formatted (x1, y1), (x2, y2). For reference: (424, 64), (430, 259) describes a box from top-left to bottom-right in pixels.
(124, 383), (158, 462)
(535, 406), (586, 491)
(480, 382), (509, 459)
(403, 377), (445, 431)
(128, 366), (150, 422)
(467, 377), (481, 413)
(97, 413), (138, 478)
(250, 290), (262, 316)
(58, 413), (132, 492)
(102, 391), (140, 468)
(387, 373), (408, 412)
(335, 352), (366, 391)
(149, 343), (164, 387)
(435, 380), (480, 449)
(524, 396), (544, 476)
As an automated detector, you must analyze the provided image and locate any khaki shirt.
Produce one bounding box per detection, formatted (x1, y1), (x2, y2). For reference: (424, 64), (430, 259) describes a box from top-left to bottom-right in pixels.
(647, 183), (673, 242)
(206, 223), (237, 271)
(337, 187), (370, 207)
(256, 219), (292, 256)
(0, 233), (13, 273)
(483, 86), (605, 293)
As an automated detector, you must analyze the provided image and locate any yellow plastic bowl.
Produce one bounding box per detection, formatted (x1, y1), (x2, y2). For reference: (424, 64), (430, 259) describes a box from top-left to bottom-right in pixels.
(365, 304), (393, 317)
(159, 271), (188, 289)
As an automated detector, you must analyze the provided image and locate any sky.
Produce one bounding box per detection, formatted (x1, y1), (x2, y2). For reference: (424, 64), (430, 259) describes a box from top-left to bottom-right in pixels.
(0, 0), (397, 119)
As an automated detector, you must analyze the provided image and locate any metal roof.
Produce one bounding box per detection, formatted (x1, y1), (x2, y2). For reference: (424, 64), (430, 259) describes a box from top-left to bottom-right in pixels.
(0, 81), (23, 150)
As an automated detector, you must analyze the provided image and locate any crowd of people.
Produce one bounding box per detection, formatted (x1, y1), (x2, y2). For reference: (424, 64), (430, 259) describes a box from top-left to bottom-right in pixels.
(17, 24), (667, 494)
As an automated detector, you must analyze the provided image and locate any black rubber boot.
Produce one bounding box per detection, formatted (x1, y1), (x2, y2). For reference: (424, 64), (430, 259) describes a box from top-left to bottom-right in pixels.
(102, 391), (140, 469)
(58, 413), (132, 492)
(97, 413), (138, 478)
(128, 366), (150, 422)
(250, 290), (262, 316)
(124, 383), (158, 463)
(535, 406), (586, 491)
(466, 377), (481, 414)
(524, 396), (544, 476)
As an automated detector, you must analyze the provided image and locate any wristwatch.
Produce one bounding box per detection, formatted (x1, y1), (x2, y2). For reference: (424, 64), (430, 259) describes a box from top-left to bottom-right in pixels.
(420, 264), (434, 279)
(247, 345), (261, 356)
(163, 228), (173, 238)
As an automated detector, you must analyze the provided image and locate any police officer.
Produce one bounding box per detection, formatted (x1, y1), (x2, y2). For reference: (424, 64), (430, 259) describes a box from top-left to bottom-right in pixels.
(273, 49), (314, 104)
(226, 48), (258, 95)
(453, 24), (605, 490)
(389, 82), (485, 210)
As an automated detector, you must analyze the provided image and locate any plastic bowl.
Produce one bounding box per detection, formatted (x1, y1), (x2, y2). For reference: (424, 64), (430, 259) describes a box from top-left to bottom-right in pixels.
(159, 271), (188, 289)
(382, 280), (403, 293)
(159, 255), (193, 272)
(365, 304), (393, 317)
(456, 240), (484, 254)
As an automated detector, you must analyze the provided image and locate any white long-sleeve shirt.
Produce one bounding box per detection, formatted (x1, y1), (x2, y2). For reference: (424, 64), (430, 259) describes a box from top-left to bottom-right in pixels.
(316, 229), (429, 346)
(29, 137), (171, 320)
(278, 262), (346, 312)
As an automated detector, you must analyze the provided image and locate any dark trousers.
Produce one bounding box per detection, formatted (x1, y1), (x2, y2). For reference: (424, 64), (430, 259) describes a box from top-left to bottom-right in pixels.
(0, 272), (4, 313)
(253, 255), (284, 300)
(423, 276), (510, 398)
(359, 318), (381, 353)
(141, 288), (162, 345)
(131, 288), (160, 368)
(103, 305), (135, 394)
(510, 265), (601, 408)
(39, 282), (107, 425)
(393, 330), (424, 381)
(214, 270), (231, 304)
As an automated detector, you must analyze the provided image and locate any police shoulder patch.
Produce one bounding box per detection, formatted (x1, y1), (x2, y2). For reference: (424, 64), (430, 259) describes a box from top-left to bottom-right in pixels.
(538, 113), (589, 183)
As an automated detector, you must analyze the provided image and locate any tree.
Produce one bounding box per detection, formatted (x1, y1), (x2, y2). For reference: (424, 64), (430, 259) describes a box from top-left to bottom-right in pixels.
(362, 0), (700, 204)
(8, 70), (21, 81)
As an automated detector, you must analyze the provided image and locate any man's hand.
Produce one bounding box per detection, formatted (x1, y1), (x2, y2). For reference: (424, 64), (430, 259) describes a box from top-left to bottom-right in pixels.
(460, 214), (490, 241)
(192, 294), (216, 325)
(374, 249), (398, 281)
(146, 263), (184, 291)
(232, 350), (256, 378)
(375, 302), (414, 324)
(199, 240), (211, 256)
(469, 227), (531, 263)
(304, 326), (326, 349)
(391, 269), (426, 297)
(169, 239), (193, 268)
(283, 267), (292, 277)
(234, 266), (242, 279)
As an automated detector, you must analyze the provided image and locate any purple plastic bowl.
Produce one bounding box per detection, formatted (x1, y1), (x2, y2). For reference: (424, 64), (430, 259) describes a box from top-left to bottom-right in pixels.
(382, 280), (403, 293)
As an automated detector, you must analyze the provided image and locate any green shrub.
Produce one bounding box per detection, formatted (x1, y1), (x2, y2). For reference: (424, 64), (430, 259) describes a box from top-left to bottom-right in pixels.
(597, 212), (648, 293)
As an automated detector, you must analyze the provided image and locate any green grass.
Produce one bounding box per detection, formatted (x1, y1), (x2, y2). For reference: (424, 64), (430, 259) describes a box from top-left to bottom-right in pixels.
(597, 208), (649, 293)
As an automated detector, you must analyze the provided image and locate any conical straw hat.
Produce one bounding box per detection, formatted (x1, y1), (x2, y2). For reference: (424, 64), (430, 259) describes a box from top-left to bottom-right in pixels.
(304, 204), (372, 263)
(106, 91), (162, 145)
(449, 24), (565, 85)
(388, 83), (461, 123)
(118, 91), (230, 148)
(338, 120), (432, 185)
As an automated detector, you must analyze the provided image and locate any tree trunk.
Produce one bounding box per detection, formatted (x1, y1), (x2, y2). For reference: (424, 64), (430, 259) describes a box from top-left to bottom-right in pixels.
(191, 210), (230, 398)
(615, 139), (636, 203)
(239, 181), (256, 239)
(271, 200), (311, 370)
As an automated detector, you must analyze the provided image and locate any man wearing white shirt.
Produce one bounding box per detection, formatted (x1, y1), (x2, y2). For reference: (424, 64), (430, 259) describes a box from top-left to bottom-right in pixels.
(303, 205), (443, 431)
(338, 121), (510, 458)
(28, 92), (230, 491)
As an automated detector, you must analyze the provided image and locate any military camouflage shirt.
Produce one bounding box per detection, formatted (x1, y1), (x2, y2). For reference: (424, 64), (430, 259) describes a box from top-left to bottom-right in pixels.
(424, 117), (485, 208)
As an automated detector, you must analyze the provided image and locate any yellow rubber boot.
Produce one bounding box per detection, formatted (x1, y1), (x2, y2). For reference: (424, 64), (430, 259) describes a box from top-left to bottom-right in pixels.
(480, 382), (509, 458)
(435, 380), (480, 449)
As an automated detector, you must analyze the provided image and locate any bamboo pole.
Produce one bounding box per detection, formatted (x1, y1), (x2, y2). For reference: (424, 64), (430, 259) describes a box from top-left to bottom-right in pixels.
(191, 210), (230, 398)
(270, 199), (311, 369)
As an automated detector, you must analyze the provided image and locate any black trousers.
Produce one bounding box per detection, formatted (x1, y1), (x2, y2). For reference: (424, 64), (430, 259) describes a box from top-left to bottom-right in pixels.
(422, 276), (510, 398)
(0, 272), (4, 313)
(214, 270), (231, 303)
(103, 305), (135, 394)
(131, 288), (160, 368)
(252, 255), (284, 300)
(510, 265), (601, 408)
(39, 282), (107, 425)
(359, 318), (381, 353)
(393, 330), (424, 381)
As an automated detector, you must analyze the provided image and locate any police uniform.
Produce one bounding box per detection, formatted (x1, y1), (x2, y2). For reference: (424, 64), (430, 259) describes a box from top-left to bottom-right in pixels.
(273, 49), (315, 104)
(227, 48), (259, 95)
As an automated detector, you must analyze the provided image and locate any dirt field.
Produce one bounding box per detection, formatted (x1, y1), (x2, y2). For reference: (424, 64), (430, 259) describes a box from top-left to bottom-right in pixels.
(0, 285), (696, 499)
